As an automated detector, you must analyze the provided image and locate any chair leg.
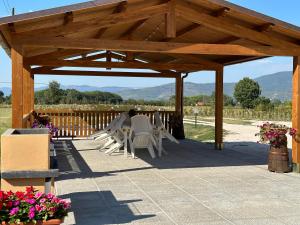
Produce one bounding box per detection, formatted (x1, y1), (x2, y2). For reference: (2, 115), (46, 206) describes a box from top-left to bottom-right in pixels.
(147, 145), (156, 159)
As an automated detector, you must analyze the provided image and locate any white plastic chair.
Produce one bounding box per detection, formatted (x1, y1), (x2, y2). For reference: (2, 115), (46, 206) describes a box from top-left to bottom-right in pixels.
(101, 112), (128, 154)
(89, 114), (121, 140)
(129, 115), (157, 159)
(153, 111), (179, 156)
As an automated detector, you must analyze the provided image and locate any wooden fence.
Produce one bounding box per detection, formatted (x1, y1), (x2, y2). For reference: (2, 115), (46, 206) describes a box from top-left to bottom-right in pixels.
(35, 109), (175, 138)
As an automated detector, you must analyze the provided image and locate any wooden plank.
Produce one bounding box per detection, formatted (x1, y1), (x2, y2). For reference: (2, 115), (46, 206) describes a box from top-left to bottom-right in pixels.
(13, 4), (168, 38)
(292, 56), (300, 172)
(19, 37), (300, 56)
(33, 69), (179, 78)
(29, 59), (211, 72)
(0, 0), (126, 25)
(176, 2), (300, 50)
(11, 48), (24, 128)
(215, 68), (223, 150)
(165, 0), (176, 38)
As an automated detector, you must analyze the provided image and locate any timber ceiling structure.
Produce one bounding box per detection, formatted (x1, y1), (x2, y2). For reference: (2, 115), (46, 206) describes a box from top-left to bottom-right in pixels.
(1, 0), (300, 74)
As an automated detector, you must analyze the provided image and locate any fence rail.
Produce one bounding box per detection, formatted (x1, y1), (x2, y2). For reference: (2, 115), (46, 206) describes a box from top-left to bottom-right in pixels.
(35, 109), (175, 138)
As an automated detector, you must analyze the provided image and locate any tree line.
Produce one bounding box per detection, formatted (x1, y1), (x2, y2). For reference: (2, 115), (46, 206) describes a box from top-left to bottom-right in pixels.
(35, 81), (123, 105)
(0, 78), (291, 110)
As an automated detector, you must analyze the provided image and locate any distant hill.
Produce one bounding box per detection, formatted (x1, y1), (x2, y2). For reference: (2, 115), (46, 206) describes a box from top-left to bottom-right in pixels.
(117, 71), (292, 101)
(0, 71), (293, 101)
(0, 85), (132, 96)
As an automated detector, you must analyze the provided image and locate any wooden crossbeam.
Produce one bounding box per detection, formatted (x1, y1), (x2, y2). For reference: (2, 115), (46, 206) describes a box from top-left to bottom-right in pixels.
(18, 37), (300, 56)
(28, 59), (210, 72)
(166, 54), (223, 69)
(176, 1), (300, 50)
(33, 69), (179, 78)
(13, 4), (168, 39)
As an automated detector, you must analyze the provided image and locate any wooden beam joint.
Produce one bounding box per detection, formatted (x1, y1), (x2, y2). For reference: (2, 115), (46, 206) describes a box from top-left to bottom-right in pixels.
(212, 7), (230, 17)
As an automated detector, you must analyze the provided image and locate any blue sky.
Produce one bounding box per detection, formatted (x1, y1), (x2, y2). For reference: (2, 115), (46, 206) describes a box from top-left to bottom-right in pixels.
(0, 0), (298, 88)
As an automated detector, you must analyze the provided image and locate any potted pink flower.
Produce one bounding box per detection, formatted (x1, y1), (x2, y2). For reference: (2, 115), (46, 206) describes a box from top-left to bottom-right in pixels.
(256, 122), (297, 172)
(0, 187), (70, 224)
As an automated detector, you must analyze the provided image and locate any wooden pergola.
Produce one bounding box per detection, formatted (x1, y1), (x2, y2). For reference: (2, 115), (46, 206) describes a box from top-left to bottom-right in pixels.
(1, 0), (300, 171)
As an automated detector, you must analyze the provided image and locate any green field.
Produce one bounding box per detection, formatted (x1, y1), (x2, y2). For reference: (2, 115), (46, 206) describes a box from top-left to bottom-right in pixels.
(0, 107), (11, 135)
(184, 123), (216, 142)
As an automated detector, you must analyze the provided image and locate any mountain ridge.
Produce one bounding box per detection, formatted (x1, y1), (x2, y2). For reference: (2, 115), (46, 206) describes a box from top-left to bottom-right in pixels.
(0, 71), (292, 101)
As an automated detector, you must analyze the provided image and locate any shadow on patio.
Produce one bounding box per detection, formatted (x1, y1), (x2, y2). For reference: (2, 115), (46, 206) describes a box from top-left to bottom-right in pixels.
(59, 191), (154, 225)
(53, 138), (292, 181)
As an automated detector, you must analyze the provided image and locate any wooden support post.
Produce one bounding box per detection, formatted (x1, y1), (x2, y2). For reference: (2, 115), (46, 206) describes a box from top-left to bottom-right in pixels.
(11, 48), (24, 128)
(22, 65), (31, 115)
(292, 56), (300, 172)
(215, 68), (224, 150)
(173, 75), (185, 139)
(175, 76), (182, 115)
(30, 74), (34, 112)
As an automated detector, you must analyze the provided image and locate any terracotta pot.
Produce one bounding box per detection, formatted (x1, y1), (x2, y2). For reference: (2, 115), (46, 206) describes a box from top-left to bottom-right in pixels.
(268, 145), (291, 173)
(2, 219), (63, 225)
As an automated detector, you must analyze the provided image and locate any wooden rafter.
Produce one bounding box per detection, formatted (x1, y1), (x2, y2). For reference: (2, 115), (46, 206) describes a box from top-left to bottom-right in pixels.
(176, 1), (300, 49)
(95, 1), (127, 38)
(13, 4), (168, 39)
(120, 19), (148, 40)
(28, 58), (211, 72)
(165, 0), (176, 38)
(33, 68), (179, 78)
(17, 37), (300, 56)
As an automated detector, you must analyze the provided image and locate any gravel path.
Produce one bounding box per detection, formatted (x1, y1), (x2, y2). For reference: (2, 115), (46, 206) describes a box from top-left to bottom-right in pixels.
(184, 119), (293, 148)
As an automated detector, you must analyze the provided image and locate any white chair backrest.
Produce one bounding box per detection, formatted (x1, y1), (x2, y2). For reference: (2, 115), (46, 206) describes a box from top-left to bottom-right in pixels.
(115, 112), (128, 129)
(154, 111), (164, 128)
(131, 115), (152, 134)
(106, 114), (121, 130)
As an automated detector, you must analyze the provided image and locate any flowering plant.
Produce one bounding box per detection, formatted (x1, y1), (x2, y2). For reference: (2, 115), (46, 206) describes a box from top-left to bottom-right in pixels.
(31, 112), (58, 142)
(0, 187), (70, 224)
(256, 122), (297, 148)
(32, 120), (58, 138)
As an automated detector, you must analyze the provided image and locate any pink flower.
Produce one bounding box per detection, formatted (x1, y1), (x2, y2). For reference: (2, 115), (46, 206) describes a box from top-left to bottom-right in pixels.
(40, 198), (46, 203)
(35, 192), (43, 199)
(35, 204), (43, 212)
(9, 207), (19, 215)
(26, 199), (36, 204)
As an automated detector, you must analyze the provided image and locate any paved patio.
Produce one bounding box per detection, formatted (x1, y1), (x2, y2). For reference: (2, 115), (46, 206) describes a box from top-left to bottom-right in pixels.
(54, 139), (300, 225)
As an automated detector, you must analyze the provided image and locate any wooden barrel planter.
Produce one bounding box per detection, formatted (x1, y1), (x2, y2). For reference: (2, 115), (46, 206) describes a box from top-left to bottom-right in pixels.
(268, 145), (291, 173)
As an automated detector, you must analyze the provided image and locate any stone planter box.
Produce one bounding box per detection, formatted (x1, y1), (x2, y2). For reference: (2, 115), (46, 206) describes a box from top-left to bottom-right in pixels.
(1, 128), (51, 192)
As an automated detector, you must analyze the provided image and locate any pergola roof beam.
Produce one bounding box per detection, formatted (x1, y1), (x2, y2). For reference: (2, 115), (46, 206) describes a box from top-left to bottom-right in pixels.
(33, 69), (180, 78)
(176, 1), (300, 49)
(18, 37), (300, 56)
(28, 58), (212, 72)
(13, 3), (168, 39)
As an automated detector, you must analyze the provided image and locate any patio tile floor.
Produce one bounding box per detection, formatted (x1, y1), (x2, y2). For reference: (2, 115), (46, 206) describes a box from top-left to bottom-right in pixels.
(54, 139), (300, 225)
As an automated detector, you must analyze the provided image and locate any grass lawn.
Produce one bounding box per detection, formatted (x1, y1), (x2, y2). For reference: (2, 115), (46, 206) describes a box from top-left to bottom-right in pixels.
(0, 107), (12, 148)
(184, 123), (216, 142)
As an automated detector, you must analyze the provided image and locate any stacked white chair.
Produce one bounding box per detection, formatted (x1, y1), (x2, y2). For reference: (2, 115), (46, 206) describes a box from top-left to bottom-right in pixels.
(102, 112), (128, 155)
(129, 115), (157, 159)
(89, 114), (121, 141)
(153, 111), (179, 156)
